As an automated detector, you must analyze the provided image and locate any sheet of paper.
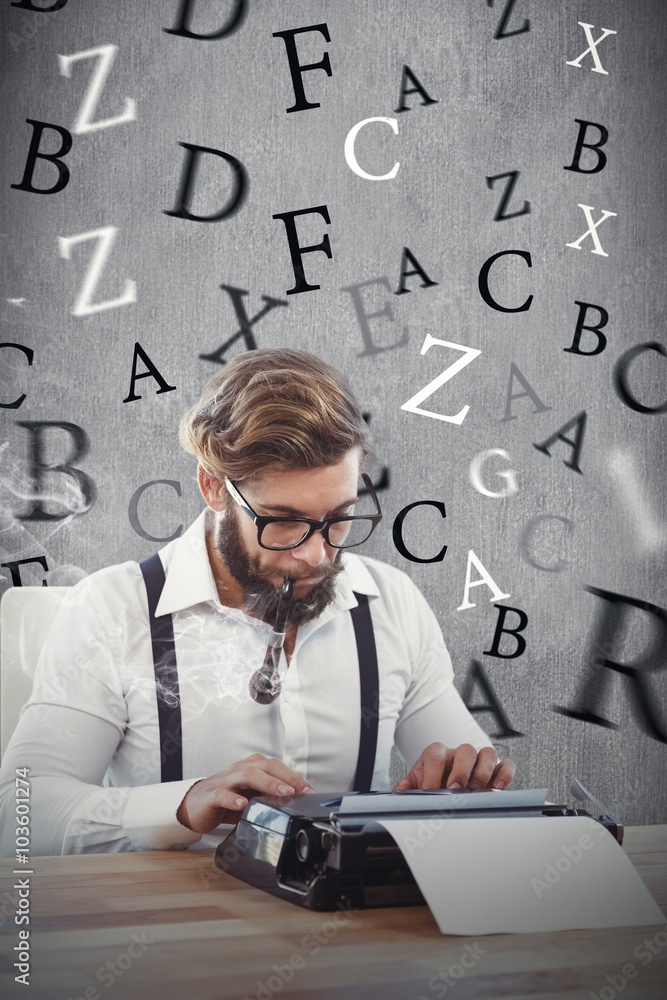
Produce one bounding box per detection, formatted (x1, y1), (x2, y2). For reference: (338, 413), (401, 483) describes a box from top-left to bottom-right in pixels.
(378, 815), (665, 935)
(338, 788), (548, 814)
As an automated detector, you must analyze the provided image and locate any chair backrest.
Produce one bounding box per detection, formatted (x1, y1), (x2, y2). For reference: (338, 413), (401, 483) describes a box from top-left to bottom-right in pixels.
(0, 586), (69, 757)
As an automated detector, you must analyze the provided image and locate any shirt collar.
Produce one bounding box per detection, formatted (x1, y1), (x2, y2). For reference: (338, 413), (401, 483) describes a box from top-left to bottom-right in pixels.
(154, 509), (380, 619)
(155, 511), (218, 616)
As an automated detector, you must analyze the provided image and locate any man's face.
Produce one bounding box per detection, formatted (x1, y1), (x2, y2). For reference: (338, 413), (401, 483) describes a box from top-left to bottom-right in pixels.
(215, 449), (362, 626)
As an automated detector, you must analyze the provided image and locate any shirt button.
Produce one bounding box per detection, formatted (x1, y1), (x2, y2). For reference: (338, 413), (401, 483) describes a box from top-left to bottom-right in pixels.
(289, 758), (297, 768)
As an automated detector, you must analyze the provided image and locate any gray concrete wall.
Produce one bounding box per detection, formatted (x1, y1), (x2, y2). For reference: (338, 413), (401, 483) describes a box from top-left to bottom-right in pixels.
(1, 0), (665, 823)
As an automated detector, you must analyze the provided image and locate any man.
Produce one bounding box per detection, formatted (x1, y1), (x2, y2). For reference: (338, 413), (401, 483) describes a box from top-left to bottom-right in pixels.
(0, 348), (514, 855)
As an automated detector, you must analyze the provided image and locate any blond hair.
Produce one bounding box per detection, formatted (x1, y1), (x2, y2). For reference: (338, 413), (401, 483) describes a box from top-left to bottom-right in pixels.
(179, 348), (372, 481)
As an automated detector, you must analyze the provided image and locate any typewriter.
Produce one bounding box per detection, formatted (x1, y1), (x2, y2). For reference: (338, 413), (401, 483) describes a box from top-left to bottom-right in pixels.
(214, 782), (623, 911)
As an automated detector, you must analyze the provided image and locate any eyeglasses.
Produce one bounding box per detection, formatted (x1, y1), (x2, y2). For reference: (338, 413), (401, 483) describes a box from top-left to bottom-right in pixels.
(224, 473), (383, 551)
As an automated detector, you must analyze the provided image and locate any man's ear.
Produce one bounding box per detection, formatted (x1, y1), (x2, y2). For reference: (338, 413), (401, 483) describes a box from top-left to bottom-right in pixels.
(198, 465), (226, 511)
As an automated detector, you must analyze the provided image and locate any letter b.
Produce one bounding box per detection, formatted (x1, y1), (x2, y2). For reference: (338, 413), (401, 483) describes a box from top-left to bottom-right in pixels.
(11, 120), (72, 195)
(564, 301), (608, 357)
(16, 421), (96, 521)
(564, 119), (609, 174)
(484, 604), (528, 659)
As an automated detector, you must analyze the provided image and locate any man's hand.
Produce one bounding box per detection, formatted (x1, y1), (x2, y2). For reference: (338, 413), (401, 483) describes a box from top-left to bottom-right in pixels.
(395, 743), (515, 792)
(176, 754), (316, 834)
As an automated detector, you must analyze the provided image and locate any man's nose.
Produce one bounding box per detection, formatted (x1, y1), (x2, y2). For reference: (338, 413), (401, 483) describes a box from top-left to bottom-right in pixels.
(291, 530), (328, 568)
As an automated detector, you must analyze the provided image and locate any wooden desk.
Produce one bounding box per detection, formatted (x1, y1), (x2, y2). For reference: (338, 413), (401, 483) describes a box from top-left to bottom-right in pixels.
(1, 826), (666, 1000)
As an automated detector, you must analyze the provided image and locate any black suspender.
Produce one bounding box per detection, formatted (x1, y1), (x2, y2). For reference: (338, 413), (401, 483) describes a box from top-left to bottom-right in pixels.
(349, 592), (379, 792)
(139, 554), (183, 783)
(139, 555), (379, 791)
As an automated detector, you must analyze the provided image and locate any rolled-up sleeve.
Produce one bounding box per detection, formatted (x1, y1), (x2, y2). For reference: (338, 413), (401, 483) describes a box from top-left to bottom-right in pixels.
(0, 577), (203, 855)
(0, 703), (203, 855)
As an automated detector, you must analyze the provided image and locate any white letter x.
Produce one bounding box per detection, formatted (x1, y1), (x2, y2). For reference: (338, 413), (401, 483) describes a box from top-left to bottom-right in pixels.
(566, 22), (617, 75)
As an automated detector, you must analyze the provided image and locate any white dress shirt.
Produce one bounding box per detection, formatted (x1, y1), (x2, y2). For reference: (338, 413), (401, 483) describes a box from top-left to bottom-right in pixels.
(0, 511), (491, 855)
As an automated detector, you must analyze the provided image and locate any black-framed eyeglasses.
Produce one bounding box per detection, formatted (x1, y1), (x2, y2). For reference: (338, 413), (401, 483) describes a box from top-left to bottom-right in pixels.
(225, 473), (383, 551)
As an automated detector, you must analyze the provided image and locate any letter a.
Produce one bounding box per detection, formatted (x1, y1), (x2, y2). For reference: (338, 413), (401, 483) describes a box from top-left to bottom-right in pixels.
(457, 550), (510, 610)
(534, 411), (587, 474)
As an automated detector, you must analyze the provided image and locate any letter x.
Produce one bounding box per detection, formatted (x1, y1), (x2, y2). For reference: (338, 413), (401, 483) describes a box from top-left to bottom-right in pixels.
(566, 23), (617, 75)
(566, 205), (617, 257)
(199, 285), (288, 365)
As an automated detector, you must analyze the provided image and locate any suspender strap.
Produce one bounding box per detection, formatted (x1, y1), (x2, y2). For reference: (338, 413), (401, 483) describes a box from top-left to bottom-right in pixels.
(139, 554), (183, 783)
(350, 592), (380, 793)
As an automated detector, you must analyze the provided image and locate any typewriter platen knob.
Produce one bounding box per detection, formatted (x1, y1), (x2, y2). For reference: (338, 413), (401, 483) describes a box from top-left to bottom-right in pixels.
(296, 827), (323, 863)
(320, 831), (335, 852)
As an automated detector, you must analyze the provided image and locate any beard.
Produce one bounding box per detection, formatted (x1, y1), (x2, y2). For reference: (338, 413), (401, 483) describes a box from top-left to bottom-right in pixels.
(215, 504), (344, 626)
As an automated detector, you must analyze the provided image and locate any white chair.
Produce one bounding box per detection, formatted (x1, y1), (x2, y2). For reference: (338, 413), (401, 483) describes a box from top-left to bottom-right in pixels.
(0, 587), (69, 758)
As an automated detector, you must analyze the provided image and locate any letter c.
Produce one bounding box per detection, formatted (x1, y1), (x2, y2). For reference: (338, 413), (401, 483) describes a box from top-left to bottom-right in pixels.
(0, 343), (33, 409)
(128, 479), (183, 542)
(520, 514), (573, 572)
(478, 250), (533, 313)
(392, 501), (447, 563)
(344, 117), (399, 180)
(613, 342), (667, 414)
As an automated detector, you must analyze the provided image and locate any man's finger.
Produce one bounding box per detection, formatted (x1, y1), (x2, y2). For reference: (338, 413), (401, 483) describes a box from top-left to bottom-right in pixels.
(465, 746), (504, 790)
(420, 743), (451, 788)
(231, 764), (309, 799)
(489, 758), (516, 790)
(443, 743), (479, 789)
(260, 757), (316, 795)
(209, 788), (250, 815)
(395, 756), (424, 790)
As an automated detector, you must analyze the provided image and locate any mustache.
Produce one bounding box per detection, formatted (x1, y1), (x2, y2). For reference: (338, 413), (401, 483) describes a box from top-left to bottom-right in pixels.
(251, 559), (344, 584)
